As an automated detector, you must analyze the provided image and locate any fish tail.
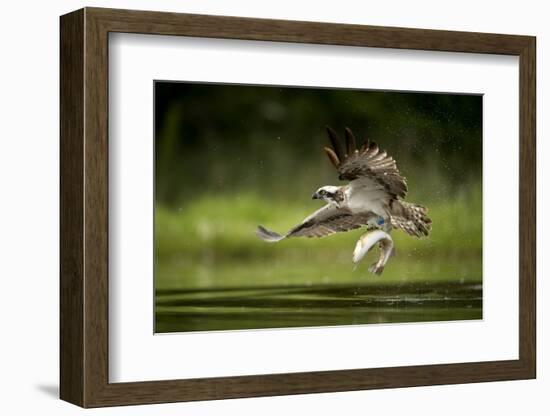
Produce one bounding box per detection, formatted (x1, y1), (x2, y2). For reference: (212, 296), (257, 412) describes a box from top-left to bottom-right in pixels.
(368, 263), (385, 275)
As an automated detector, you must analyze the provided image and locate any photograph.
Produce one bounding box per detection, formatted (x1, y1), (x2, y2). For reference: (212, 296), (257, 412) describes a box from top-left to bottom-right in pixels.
(154, 81), (483, 333)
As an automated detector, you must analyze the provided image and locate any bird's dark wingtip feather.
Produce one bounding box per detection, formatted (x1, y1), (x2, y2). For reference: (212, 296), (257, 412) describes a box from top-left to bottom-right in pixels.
(256, 225), (284, 242)
(344, 127), (357, 155)
(325, 126), (345, 161)
(324, 146), (340, 168)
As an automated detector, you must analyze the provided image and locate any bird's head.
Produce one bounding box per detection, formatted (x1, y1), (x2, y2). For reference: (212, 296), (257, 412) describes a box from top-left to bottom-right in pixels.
(312, 186), (341, 204)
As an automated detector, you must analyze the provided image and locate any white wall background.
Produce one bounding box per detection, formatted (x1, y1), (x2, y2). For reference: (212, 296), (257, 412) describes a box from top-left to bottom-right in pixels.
(0, 0), (545, 414)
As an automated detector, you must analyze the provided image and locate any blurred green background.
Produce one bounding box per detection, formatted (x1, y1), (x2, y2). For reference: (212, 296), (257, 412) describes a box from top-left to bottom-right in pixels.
(154, 82), (483, 333)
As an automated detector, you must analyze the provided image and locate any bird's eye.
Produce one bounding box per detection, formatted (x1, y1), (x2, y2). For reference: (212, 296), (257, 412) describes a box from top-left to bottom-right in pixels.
(320, 190), (326, 195)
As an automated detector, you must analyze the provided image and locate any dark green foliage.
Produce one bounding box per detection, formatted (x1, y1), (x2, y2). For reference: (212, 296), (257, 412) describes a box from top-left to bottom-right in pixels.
(155, 82), (482, 206)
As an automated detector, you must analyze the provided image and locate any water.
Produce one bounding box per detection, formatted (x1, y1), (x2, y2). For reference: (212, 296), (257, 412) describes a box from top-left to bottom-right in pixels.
(155, 281), (482, 333)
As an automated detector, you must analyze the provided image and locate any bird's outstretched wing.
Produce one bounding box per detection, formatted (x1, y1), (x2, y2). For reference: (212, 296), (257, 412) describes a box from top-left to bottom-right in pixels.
(324, 127), (408, 199)
(257, 204), (375, 242)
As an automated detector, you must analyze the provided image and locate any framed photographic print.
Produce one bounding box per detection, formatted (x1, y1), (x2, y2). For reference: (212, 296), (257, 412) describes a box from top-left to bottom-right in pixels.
(60, 7), (536, 408)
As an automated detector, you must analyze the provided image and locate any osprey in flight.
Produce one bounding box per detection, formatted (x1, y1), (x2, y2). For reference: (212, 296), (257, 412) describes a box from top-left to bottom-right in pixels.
(256, 127), (432, 275)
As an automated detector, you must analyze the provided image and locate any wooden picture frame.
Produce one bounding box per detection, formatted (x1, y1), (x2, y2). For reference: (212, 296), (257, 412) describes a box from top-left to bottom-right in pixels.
(60, 7), (536, 408)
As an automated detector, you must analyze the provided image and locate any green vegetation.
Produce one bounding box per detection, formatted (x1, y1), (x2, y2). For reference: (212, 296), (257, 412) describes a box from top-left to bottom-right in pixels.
(155, 181), (481, 291)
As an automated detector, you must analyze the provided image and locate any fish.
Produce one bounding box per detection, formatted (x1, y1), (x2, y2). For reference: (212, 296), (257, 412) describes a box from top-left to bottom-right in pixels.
(352, 230), (395, 275)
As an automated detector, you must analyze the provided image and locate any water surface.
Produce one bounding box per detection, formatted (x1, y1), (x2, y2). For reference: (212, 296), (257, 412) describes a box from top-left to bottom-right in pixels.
(155, 281), (482, 333)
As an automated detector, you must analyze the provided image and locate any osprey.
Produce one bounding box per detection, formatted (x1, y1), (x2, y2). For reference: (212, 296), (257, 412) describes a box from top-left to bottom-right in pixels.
(256, 127), (432, 275)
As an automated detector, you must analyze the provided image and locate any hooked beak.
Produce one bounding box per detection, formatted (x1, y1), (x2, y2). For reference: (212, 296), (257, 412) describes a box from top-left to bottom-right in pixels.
(312, 192), (320, 200)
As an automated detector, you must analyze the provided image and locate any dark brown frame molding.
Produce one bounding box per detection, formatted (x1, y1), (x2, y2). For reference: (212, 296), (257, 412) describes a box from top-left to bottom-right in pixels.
(60, 7), (536, 408)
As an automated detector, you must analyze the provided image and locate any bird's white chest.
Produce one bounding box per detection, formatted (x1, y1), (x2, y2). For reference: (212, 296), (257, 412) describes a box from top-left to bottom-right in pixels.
(345, 185), (388, 217)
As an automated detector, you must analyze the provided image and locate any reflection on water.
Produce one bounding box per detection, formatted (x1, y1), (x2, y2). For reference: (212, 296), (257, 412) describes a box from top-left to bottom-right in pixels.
(155, 282), (482, 333)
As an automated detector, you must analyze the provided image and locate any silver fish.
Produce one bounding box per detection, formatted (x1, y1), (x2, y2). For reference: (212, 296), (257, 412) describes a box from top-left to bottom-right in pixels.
(352, 230), (395, 275)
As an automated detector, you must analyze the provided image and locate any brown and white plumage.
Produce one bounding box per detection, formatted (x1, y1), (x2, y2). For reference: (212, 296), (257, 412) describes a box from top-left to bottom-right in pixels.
(325, 126), (407, 199)
(256, 126), (431, 274)
(323, 126), (431, 238)
(256, 204), (377, 241)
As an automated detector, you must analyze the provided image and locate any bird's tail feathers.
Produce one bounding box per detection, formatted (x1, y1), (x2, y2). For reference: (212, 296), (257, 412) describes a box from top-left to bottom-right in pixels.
(390, 201), (432, 237)
(256, 225), (285, 242)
